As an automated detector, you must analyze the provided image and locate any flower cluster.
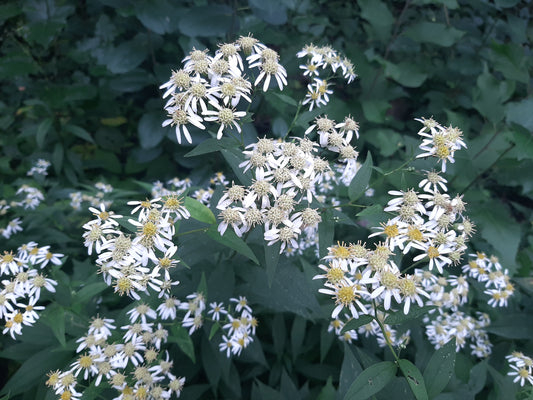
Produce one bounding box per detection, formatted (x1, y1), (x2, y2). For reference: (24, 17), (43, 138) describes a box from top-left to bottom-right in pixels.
(26, 158), (51, 176)
(424, 311), (492, 357)
(82, 197), (190, 299)
(415, 117), (467, 172)
(46, 313), (185, 400)
(462, 252), (514, 307)
(297, 44), (357, 110)
(218, 296), (258, 357)
(216, 125), (359, 254)
(1, 242), (60, 338)
(506, 352), (533, 387)
(160, 35), (287, 144)
(69, 181), (114, 210)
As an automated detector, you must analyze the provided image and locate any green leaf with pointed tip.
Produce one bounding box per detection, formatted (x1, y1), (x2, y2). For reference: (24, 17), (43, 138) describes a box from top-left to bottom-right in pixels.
(349, 152), (373, 201)
(206, 225), (259, 264)
(64, 124), (95, 143)
(41, 304), (66, 347)
(398, 359), (428, 400)
(344, 361), (398, 400)
(340, 315), (374, 334)
(36, 118), (53, 148)
(384, 305), (436, 325)
(169, 325), (196, 363)
(185, 197), (216, 224)
(184, 137), (237, 157)
(423, 339), (456, 399)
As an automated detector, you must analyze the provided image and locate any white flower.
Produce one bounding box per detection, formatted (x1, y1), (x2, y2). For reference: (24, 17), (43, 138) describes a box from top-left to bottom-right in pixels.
(203, 106), (246, 140)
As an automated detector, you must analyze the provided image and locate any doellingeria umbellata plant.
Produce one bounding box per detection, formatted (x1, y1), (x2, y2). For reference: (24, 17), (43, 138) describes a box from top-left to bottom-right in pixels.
(1, 32), (530, 400)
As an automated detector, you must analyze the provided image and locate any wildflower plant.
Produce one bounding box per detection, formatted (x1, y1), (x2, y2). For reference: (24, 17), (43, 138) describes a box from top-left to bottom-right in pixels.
(1, 5), (532, 399)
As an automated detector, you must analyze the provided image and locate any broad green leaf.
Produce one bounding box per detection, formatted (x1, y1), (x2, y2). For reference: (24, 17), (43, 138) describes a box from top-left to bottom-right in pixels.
(178, 5), (233, 37)
(344, 361), (398, 400)
(349, 152), (373, 201)
(36, 118), (53, 148)
(209, 322), (220, 340)
(338, 343), (363, 399)
(317, 376), (336, 400)
(134, 0), (182, 34)
(361, 99), (390, 123)
(264, 239), (281, 286)
(340, 315), (374, 334)
(318, 209), (334, 258)
(467, 359), (487, 395)
(206, 225), (259, 264)
(249, 0), (287, 25)
(490, 42), (529, 83)
(64, 124), (95, 143)
(398, 359), (428, 400)
(169, 325), (196, 363)
(41, 304), (66, 347)
(487, 364), (518, 400)
(404, 22), (465, 47)
(185, 197), (216, 224)
(184, 137), (237, 157)
(384, 305), (436, 325)
(290, 316), (306, 360)
(52, 143), (64, 175)
(268, 91), (298, 107)
(385, 61), (428, 88)
(486, 313), (533, 339)
(221, 148), (253, 186)
(138, 112), (167, 149)
(75, 282), (108, 304)
(506, 98), (533, 131)
(423, 339), (456, 399)
(359, 0), (394, 41)
(0, 347), (71, 396)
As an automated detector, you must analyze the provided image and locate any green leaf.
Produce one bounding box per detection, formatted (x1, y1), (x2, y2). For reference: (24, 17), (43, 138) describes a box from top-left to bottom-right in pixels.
(74, 282), (109, 304)
(134, 0), (182, 34)
(184, 137), (236, 157)
(340, 315), (374, 334)
(249, 0), (288, 25)
(169, 325), (196, 363)
(0, 347), (71, 396)
(185, 197), (216, 224)
(290, 316), (306, 360)
(338, 343), (363, 399)
(64, 124), (95, 144)
(349, 152), (373, 201)
(221, 148), (252, 186)
(344, 361), (398, 400)
(36, 118), (53, 148)
(138, 112), (167, 149)
(384, 305), (436, 325)
(467, 359), (487, 395)
(486, 313), (533, 339)
(359, 0), (394, 41)
(52, 143), (64, 175)
(384, 61), (428, 88)
(317, 376), (337, 400)
(398, 359), (428, 400)
(209, 322), (220, 340)
(361, 99), (390, 123)
(404, 22), (465, 47)
(268, 91), (298, 107)
(318, 209), (334, 258)
(41, 305), (66, 347)
(506, 98), (533, 131)
(206, 225), (259, 264)
(264, 239), (281, 286)
(423, 339), (456, 399)
(178, 5), (233, 37)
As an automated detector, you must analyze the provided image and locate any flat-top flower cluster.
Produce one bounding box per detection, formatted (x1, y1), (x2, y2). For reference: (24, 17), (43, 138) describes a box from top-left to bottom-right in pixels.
(216, 114), (360, 254)
(315, 117), (515, 358)
(297, 44), (357, 111)
(1, 242), (60, 338)
(160, 35), (287, 144)
(46, 311), (184, 400)
(82, 197), (190, 300)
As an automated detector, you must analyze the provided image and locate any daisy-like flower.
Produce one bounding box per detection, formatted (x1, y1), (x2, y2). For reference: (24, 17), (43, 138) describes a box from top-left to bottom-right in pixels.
(251, 57), (288, 91)
(230, 296), (252, 313)
(412, 240), (453, 274)
(208, 302), (227, 321)
(508, 363), (533, 387)
(203, 106), (246, 140)
(398, 275), (430, 314)
(419, 170), (448, 193)
(302, 85), (327, 111)
(320, 280), (369, 319)
(264, 217), (303, 253)
(162, 106), (206, 144)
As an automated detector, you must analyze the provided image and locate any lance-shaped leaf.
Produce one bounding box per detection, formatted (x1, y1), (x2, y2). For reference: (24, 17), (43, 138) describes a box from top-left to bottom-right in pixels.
(344, 361), (397, 400)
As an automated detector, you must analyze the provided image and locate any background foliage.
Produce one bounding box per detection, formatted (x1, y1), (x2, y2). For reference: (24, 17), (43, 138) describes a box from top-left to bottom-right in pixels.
(0, 0), (532, 399)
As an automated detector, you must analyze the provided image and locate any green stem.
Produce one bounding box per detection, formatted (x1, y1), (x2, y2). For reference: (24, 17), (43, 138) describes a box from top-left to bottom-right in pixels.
(372, 300), (400, 362)
(176, 227), (209, 237)
(284, 100), (304, 139)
